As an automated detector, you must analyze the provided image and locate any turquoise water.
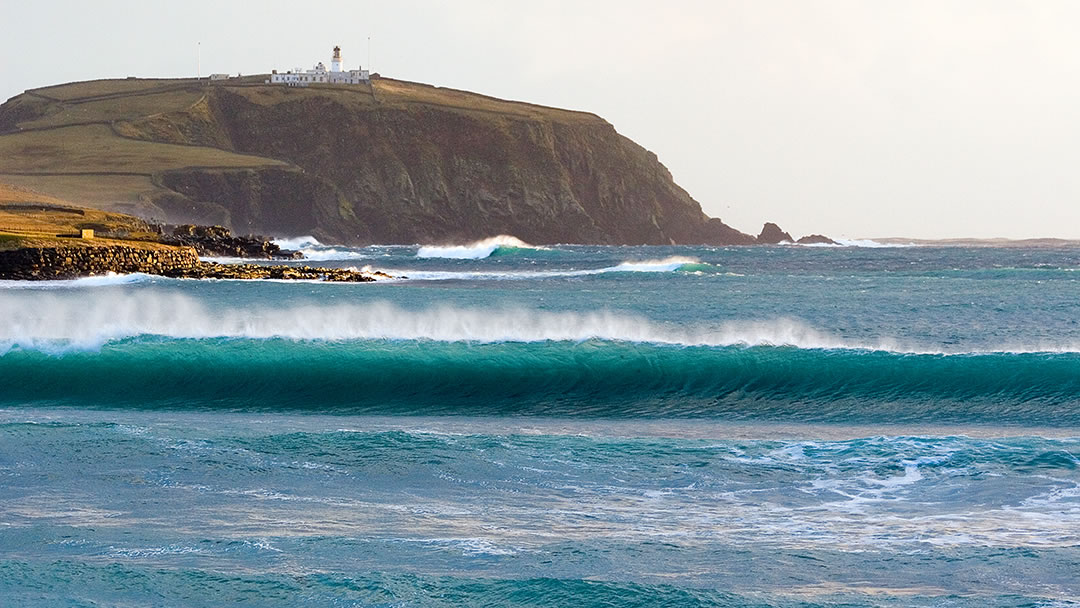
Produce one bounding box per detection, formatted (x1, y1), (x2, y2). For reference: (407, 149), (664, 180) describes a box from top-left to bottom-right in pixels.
(1, 242), (1079, 606)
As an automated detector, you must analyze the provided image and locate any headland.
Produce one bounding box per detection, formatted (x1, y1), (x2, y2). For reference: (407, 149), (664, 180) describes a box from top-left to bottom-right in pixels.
(0, 73), (826, 247)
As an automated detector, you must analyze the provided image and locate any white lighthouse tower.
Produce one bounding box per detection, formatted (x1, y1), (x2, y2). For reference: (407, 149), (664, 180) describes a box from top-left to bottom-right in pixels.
(330, 45), (343, 73)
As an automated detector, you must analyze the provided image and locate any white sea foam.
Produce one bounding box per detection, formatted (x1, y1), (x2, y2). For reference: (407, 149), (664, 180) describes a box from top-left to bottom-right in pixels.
(3, 290), (1075, 355)
(385, 256), (709, 281)
(833, 238), (914, 248)
(606, 256), (703, 272)
(269, 236), (375, 261)
(0, 292), (852, 352)
(416, 235), (542, 259)
(792, 238), (916, 248)
(298, 247), (370, 261)
(0, 272), (157, 290)
(272, 236), (324, 250)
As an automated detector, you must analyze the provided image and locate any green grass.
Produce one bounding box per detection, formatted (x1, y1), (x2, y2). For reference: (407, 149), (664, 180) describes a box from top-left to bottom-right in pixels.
(17, 89), (206, 130)
(31, 78), (200, 101)
(0, 174), (160, 207)
(372, 78), (599, 123)
(219, 78), (599, 124)
(0, 124), (285, 174)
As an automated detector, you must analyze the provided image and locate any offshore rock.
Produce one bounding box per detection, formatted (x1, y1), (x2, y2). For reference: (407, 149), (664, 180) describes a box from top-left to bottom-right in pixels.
(757, 222), (794, 244)
(796, 234), (838, 245)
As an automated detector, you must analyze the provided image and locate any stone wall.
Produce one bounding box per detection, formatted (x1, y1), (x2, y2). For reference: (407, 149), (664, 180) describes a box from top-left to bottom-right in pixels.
(0, 245), (200, 280)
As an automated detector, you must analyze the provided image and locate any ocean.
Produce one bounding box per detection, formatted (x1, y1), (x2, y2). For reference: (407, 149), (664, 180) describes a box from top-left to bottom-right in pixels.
(1, 240), (1078, 607)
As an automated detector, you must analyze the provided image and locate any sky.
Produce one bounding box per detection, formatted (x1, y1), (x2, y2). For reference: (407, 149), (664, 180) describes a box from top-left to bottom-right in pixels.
(2, 0), (1080, 239)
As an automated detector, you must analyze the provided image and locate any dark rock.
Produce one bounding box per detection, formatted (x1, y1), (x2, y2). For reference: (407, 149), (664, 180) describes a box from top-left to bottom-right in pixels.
(161, 262), (390, 282)
(0, 244), (392, 282)
(757, 222), (794, 245)
(796, 234), (838, 245)
(0, 245), (201, 280)
(160, 224), (299, 259)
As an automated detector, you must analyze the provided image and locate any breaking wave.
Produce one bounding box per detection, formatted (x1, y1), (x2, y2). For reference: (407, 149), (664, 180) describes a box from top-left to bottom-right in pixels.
(416, 235), (545, 259)
(606, 256), (709, 272)
(3, 291), (1080, 355)
(0, 272), (157, 290)
(3, 336), (1080, 423)
(389, 256), (716, 281)
(833, 238), (914, 248)
(270, 236), (372, 261)
(4, 294), (1080, 422)
(0, 291), (912, 353)
(272, 236), (323, 250)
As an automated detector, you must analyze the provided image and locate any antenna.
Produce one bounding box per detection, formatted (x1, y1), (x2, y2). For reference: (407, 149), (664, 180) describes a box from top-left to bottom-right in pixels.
(197, 42), (201, 79)
(367, 36), (371, 71)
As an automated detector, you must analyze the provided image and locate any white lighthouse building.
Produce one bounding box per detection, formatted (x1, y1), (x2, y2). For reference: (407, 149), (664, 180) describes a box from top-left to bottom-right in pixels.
(269, 46), (370, 86)
(330, 46), (343, 73)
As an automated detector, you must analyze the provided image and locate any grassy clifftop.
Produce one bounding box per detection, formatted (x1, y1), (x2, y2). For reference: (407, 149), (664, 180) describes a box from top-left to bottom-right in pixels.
(0, 182), (175, 251)
(0, 76), (755, 245)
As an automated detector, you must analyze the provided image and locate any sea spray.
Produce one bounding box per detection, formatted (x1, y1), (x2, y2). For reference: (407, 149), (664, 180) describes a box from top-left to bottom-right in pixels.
(271, 236), (324, 250)
(416, 235), (544, 259)
(607, 256), (705, 272)
(0, 291), (912, 352)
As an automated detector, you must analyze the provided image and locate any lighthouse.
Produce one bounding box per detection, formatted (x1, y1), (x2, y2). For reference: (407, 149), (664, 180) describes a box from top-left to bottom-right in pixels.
(269, 47), (369, 86)
(330, 46), (342, 73)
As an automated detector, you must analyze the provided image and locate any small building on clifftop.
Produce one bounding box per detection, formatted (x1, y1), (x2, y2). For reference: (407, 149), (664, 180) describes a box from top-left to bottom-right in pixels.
(268, 46), (370, 86)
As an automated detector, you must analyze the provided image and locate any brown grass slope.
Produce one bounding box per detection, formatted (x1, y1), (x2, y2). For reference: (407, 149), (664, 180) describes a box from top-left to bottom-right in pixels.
(0, 182), (176, 251)
(0, 77), (755, 245)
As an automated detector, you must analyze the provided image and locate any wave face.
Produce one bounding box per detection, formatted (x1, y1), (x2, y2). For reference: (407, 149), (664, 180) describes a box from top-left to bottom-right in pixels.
(416, 235), (542, 259)
(3, 292), (1080, 422)
(4, 338), (1080, 424)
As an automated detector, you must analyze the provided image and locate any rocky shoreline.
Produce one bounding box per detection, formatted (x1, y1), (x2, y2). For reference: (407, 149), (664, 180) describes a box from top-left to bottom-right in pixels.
(0, 242), (393, 282)
(163, 261), (394, 282)
(159, 224), (303, 259)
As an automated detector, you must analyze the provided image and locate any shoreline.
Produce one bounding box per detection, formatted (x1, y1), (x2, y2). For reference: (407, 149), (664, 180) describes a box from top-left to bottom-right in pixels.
(0, 243), (393, 282)
(0, 240), (395, 282)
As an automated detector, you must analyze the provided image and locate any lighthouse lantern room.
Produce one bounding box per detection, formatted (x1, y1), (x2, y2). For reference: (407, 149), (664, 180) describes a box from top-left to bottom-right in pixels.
(331, 46), (343, 73)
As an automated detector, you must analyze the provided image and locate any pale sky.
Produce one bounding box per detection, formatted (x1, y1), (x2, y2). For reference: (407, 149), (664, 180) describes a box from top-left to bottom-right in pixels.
(3, 0), (1080, 239)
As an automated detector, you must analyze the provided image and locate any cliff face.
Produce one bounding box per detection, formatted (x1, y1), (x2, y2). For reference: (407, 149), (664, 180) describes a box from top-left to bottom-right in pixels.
(0, 78), (759, 245)
(137, 81), (755, 245)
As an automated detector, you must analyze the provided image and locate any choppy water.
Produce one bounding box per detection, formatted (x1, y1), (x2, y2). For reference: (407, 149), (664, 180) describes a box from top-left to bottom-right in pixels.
(1, 239), (1079, 606)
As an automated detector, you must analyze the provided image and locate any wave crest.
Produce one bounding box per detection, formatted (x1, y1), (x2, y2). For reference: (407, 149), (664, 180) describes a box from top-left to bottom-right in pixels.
(2, 290), (1076, 355)
(272, 236), (324, 250)
(608, 256), (705, 273)
(416, 235), (542, 259)
(0, 291), (894, 353)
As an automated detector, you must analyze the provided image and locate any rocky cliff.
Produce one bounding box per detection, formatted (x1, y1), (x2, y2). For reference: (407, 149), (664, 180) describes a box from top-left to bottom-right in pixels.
(0, 77), (778, 245)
